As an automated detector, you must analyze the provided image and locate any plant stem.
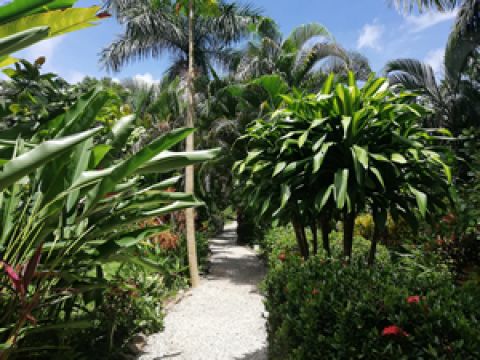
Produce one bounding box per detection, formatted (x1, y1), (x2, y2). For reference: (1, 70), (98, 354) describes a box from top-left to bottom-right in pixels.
(320, 216), (331, 257)
(343, 210), (355, 260)
(311, 222), (318, 255)
(185, 0), (200, 287)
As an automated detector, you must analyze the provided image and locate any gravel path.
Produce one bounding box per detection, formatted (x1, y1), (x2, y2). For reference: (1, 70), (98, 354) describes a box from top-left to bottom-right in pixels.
(139, 223), (267, 360)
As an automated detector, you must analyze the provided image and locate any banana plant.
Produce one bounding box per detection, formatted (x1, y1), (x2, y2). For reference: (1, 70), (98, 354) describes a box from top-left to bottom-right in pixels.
(234, 72), (452, 261)
(0, 0), (108, 66)
(0, 85), (219, 355)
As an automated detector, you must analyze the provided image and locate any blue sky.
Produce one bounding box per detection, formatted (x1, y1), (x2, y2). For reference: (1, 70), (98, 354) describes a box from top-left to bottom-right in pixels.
(13, 0), (458, 85)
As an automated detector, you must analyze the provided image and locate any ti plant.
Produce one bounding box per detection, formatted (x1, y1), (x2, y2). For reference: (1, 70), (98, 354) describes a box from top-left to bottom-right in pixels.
(0, 0), (109, 67)
(0, 86), (219, 357)
(234, 72), (452, 263)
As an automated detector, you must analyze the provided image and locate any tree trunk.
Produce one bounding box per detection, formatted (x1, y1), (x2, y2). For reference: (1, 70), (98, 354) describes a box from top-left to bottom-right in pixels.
(320, 216), (331, 257)
(185, 0), (200, 287)
(343, 210), (355, 260)
(368, 224), (380, 266)
(292, 219), (309, 259)
(311, 222), (318, 255)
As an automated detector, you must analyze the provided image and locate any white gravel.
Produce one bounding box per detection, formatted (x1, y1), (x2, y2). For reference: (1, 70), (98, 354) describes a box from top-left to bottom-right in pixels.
(139, 223), (267, 360)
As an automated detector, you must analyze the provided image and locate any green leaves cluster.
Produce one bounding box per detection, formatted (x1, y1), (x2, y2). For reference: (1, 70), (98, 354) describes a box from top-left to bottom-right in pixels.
(0, 0), (106, 67)
(0, 84), (218, 354)
(234, 72), (452, 261)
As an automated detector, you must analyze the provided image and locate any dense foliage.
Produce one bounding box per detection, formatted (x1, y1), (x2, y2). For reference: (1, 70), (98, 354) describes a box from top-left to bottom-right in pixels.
(0, 10), (217, 354)
(1, 0), (480, 358)
(234, 73), (452, 263)
(264, 227), (480, 359)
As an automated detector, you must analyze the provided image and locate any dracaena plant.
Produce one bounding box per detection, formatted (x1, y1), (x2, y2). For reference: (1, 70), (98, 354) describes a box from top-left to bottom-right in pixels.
(234, 72), (452, 263)
(0, 84), (218, 356)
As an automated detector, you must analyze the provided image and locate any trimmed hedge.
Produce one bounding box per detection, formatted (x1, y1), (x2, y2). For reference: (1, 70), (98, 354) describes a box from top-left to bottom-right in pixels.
(264, 242), (480, 358)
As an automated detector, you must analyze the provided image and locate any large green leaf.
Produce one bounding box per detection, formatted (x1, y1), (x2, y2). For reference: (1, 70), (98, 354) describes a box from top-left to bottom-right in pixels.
(334, 168), (349, 209)
(313, 142), (333, 173)
(0, 7), (101, 40)
(56, 87), (110, 137)
(315, 185), (334, 212)
(91, 201), (204, 236)
(0, 26), (49, 57)
(280, 184), (291, 209)
(137, 148), (221, 174)
(108, 114), (136, 152)
(409, 185), (427, 218)
(84, 128), (195, 213)
(0, 127), (102, 191)
(0, 0), (52, 25)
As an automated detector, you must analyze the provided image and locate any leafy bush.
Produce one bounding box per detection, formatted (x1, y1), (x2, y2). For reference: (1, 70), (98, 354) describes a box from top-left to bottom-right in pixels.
(263, 226), (390, 266)
(0, 69), (218, 356)
(265, 255), (480, 359)
(355, 213), (415, 247)
(234, 72), (452, 263)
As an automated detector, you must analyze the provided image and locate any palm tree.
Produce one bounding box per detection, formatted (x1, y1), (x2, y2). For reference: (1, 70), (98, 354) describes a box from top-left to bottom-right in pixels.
(392, 0), (459, 12)
(234, 18), (371, 90)
(102, 0), (259, 286)
(391, 1), (479, 83)
(385, 0), (480, 132)
(102, 0), (259, 79)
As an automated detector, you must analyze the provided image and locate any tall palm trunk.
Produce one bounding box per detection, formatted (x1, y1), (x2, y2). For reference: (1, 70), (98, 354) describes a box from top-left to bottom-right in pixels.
(185, 0), (200, 287)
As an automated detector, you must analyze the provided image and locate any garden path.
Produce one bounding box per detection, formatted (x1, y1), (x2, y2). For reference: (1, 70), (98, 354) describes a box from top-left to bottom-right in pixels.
(139, 223), (267, 360)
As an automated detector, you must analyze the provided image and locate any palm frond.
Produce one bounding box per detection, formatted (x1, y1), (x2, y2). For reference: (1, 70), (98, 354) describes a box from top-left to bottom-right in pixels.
(445, 0), (480, 86)
(292, 42), (349, 86)
(385, 59), (439, 90)
(391, 0), (460, 12)
(282, 23), (332, 53)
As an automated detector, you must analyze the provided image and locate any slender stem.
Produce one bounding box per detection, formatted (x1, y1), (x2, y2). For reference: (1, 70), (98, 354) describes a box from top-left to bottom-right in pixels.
(343, 210), (355, 261)
(320, 216), (331, 257)
(311, 222), (318, 255)
(292, 219), (307, 259)
(185, 0), (200, 287)
(368, 221), (381, 266)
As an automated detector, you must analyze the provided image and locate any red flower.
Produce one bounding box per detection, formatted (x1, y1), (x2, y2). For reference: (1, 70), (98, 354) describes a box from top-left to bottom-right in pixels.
(96, 11), (111, 19)
(407, 295), (421, 304)
(382, 325), (409, 337)
(278, 252), (286, 262)
(312, 288), (319, 295)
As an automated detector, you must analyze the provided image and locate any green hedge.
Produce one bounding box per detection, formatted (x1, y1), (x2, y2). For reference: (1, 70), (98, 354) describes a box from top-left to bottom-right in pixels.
(265, 254), (480, 359)
(262, 225), (390, 264)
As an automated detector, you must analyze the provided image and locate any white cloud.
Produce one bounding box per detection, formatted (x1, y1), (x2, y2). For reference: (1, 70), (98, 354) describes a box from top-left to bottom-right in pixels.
(133, 73), (160, 86)
(357, 23), (384, 51)
(424, 48), (444, 75)
(404, 10), (458, 33)
(112, 77), (121, 84)
(66, 71), (86, 84)
(24, 36), (64, 62)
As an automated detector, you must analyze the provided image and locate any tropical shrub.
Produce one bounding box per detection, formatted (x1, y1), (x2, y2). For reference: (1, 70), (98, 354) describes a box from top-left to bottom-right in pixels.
(262, 225), (390, 266)
(354, 213), (415, 248)
(234, 72), (452, 263)
(0, 82), (218, 357)
(265, 254), (480, 359)
(430, 127), (480, 279)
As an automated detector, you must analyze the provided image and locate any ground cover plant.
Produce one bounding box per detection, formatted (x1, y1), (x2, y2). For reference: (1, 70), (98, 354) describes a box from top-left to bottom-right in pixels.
(265, 246), (480, 359)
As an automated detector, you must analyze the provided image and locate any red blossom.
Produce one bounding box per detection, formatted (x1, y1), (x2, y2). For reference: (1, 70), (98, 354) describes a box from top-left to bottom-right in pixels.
(382, 325), (409, 337)
(312, 288), (319, 295)
(96, 11), (111, 19)
(407, 295), (421, 304)
(278, 252), (286, 262)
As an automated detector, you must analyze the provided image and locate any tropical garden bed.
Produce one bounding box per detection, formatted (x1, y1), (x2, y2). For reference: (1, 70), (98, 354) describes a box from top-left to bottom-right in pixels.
(1, 0), (480, 359)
